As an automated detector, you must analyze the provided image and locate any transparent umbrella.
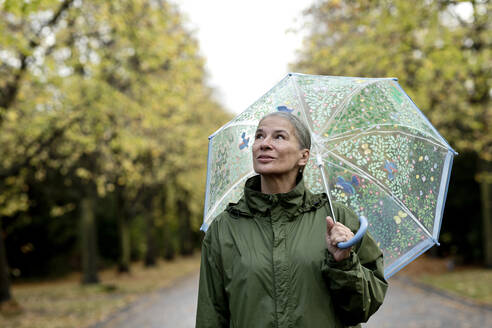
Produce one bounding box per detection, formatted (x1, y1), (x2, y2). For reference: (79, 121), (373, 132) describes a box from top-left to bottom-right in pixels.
(202, 73), (456, 279)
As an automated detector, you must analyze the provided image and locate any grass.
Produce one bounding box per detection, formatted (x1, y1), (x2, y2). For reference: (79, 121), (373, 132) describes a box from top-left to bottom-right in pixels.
(419, 269), (492, 305)
(399, 255), (492, 306)
(0, 253), (201, 328)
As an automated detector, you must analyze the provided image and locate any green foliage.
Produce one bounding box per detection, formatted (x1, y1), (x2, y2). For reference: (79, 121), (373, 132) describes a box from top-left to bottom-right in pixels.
(0, 0), (231, 278)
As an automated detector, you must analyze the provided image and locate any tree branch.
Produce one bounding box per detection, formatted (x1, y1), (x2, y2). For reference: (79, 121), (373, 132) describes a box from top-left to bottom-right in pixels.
(0, 108), (84, 180)
(0, 0), (75, 120)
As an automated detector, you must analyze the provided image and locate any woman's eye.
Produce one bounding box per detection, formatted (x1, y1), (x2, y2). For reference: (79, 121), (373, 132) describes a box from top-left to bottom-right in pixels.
(276, 135), (285, 140)
(255, 134), (263, 139)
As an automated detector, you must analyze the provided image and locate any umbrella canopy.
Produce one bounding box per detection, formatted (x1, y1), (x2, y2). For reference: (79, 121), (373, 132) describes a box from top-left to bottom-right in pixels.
(202, 73), (456, 279)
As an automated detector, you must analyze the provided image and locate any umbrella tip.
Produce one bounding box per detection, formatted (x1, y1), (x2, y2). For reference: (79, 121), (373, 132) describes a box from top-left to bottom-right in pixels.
(200, 222), (209, 232)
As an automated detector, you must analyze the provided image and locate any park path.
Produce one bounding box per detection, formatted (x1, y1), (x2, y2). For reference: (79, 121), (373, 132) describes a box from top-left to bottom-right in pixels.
(365, 277), (491, 328)
(93, 273), (199, 328)
(94, 271), (491, 328)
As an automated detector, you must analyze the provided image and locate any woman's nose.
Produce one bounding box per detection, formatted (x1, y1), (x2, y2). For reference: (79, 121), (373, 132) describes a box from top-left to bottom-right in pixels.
(259, 137), (273, 150)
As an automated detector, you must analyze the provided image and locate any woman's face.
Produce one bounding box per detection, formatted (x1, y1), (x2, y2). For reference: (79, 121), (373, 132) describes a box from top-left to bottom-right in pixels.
(252, 116), (309, 177)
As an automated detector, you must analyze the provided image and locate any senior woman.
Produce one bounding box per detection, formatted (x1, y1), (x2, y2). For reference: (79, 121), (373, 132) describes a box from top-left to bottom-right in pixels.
(196, 112), (387, 328)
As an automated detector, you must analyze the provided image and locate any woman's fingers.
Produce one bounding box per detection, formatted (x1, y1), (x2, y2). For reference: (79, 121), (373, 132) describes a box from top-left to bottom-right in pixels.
(326, 216), (335, 232)
(331, 235), (350, 246)
(325, 220), (353, 261)
(330, 224), (353, 237)
(327, 223), (354, 246)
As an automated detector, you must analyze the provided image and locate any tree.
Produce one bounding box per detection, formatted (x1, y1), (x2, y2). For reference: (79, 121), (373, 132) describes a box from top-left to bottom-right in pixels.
(0, 0), (230, 296)
(0, 0), (77, 303)
(294, 0), (491, 265)
(0, 226), (11, 303)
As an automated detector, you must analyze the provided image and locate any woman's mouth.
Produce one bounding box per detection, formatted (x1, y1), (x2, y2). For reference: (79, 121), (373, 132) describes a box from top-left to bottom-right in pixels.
(257, 155), (275, 163)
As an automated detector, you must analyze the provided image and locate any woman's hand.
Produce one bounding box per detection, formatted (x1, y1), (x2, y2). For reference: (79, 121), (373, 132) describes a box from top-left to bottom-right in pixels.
(325, 216), (354, 262)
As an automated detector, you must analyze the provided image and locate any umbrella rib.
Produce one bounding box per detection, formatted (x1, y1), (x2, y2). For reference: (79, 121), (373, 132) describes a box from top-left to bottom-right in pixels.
(323, 130), (360, 141)
(320, 125), (376, 146)
(371, 124), (449, 149)
(392, 81), (456, 153)
(209, 120), (258, 139)
(291, 75), (339, 220)
(204, 170), (255, 223)
(322, 126), (450, 153)
(325, 150), (434, 240)
(290, 75), (315, 136)
(321, 80), (382, 134)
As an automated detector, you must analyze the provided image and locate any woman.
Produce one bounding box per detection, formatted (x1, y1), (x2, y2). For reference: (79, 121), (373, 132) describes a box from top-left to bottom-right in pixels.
(196, 112), (387, 328)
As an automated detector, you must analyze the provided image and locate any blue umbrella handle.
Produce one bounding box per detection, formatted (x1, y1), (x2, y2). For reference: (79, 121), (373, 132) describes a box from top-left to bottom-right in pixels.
(337, 216), (368, 249)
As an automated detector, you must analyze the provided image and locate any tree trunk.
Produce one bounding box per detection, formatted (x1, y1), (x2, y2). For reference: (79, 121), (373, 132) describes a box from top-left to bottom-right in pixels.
(117, 189), (131, 273)
(162, 201), (176, 261)
(159, 188), (175, 260)
(479, 159), (492, 267)
(80, 196), (99, 284)
(162, 223), (176, 260)
(178, 198), (193, 256)
(118, 216), (131, 273)
(0, 223), (12, 303)
(144, 195), (157, 267)
(144, 213), (157, 267)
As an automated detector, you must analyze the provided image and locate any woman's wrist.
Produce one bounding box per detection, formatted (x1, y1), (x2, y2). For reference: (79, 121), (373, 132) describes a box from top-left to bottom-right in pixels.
(325, 249), (357, 270)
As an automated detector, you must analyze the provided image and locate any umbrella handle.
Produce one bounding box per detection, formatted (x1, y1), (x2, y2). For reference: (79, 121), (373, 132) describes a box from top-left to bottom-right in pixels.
(337, 215), (368, 249)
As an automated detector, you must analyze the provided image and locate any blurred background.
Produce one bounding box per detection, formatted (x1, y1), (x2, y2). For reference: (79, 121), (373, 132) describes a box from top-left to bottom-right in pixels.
(0, 0), (490, 327)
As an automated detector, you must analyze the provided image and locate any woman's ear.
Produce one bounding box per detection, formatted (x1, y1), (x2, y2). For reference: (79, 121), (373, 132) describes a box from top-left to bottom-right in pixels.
(298, 149), (310, 166)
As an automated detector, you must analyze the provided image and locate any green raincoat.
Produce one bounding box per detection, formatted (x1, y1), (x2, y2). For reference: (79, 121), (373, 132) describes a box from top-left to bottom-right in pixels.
(196, 175), (387, 328)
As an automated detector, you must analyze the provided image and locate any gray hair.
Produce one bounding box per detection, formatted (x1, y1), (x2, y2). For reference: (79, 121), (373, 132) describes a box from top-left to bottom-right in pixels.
(259, 112), (311, 150)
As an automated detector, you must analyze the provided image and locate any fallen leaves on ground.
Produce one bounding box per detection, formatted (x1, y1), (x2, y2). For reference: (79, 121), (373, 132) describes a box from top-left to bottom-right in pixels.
(0, 253), (201, 328)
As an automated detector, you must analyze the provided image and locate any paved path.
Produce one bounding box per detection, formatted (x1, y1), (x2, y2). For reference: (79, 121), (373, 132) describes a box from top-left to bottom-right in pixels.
(95, 273), (199, 328)
(95, 272), (491, 328)
(365, 277), (491, 328)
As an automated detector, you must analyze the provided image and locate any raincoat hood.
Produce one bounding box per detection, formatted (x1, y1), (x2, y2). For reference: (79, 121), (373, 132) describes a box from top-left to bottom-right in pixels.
(226, 175), (328, 219)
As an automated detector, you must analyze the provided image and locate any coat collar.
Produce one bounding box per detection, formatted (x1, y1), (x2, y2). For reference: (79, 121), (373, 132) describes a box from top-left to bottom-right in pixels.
(226, 175), (328, 220)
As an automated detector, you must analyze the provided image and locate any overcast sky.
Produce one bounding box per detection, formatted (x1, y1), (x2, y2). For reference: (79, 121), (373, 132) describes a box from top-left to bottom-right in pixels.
(174, 0), (315, 114)
(174, 1), (474, 116)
